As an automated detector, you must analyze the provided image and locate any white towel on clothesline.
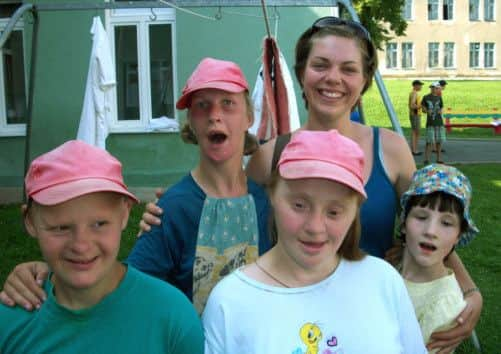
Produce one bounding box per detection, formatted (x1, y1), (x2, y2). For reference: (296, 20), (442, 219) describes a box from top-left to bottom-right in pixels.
(77, 16), (116, 149)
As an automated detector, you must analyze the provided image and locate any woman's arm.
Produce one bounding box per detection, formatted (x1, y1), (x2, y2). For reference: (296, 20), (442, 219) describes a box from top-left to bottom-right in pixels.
(0, 261), (49, 310)
(137, 188), (165, 235)
(245, 138), (276, 185)
(379, 128), (416, 265)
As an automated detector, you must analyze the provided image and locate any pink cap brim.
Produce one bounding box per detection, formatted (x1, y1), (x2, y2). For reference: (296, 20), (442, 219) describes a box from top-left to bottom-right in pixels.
(279, 160), (367, 199)
(30, 178), (140, 206)
(176, 81), (247, 109)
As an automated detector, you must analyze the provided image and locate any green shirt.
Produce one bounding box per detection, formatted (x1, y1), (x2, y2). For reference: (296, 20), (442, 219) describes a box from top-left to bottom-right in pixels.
(0, 265), (204, 354)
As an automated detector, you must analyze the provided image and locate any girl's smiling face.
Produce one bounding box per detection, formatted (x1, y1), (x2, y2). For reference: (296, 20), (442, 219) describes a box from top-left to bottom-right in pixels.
(300, 35), (366, 121)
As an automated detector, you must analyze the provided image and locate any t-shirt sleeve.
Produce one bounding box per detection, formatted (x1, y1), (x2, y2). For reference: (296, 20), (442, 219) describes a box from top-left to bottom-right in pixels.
(169, 305), (205, 354)
(248, 180), (271, 254)
(202, 281), (229, 354)
(126, 198), (179, 281)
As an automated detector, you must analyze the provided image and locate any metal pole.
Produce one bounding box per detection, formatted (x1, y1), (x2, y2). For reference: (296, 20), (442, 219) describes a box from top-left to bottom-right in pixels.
(0, 3), (34, 49)
(337, 0), (403, 135)
(23, 8), (39, 202)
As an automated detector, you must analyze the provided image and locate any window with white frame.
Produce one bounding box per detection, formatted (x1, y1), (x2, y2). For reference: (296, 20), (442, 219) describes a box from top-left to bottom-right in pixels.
(443, 0), (454, 20)
(107, 7), (177, 133)
(428, 42), (440, 68)
(469, 42), (480, 67)
(401, 0), (412, 20)
(402, 42), (413, 69)
(469, 0), (480, 20)
(484, 0), (495, 21)
(0, 9), (27, 137)
(428, 0), (439, 20)
(484, 43), (495, 68)
(386, 43), (398, 68)
(443, 42), (455, 68)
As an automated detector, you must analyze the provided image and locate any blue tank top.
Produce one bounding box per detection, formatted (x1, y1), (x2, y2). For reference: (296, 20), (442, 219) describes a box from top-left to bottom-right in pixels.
(359, 127), (398, 258)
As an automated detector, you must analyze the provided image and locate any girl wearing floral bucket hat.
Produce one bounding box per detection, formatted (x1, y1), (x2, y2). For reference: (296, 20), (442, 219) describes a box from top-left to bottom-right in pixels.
(398, 164), (480, 353)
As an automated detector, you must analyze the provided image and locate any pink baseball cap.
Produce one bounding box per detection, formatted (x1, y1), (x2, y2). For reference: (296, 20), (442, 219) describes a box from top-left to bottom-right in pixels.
(176, 57), (249, 109)
(25, 140), (139, 205)
(277, 130), (367, 198)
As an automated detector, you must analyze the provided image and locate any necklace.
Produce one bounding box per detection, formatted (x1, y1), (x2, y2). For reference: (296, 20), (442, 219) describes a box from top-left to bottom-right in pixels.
(255, 260), (290, 288)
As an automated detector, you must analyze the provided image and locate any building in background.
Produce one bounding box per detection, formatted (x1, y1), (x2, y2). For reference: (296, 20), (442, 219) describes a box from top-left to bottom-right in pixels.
(0, 1), (331, 203)
(1, 1), (500, 203)
(379, 0), (500, 78)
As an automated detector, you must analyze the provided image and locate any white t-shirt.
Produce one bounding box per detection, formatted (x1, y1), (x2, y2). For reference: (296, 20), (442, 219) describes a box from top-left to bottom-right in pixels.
(203, 256), (426, 354)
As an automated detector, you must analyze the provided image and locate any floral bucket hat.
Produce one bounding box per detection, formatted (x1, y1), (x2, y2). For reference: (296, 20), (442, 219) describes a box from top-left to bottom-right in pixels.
(400, 164), (479, 247)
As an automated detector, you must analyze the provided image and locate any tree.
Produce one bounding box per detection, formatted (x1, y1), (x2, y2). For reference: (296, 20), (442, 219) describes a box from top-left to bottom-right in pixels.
(340, 0), (408, 50)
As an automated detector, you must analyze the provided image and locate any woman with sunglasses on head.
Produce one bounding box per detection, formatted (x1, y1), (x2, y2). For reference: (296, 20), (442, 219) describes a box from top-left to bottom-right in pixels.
(246, 18), (482, 353)
(249, 16), (413, 260)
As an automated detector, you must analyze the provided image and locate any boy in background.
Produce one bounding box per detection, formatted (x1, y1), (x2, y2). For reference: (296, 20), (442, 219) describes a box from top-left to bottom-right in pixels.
(422, 82), (445, 164)
(0, 140), (203, 354)
(409, 80), (424, 156)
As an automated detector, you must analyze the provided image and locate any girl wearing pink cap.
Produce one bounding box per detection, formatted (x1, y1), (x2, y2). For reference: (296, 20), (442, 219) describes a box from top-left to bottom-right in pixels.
(203, 130), (426, 353)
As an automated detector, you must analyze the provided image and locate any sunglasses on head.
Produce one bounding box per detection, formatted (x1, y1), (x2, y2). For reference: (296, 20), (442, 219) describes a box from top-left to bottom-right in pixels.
(311, 16), (370, 40)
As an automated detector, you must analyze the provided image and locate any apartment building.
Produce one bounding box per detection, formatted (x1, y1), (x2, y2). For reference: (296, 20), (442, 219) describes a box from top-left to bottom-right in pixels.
(379, 0), (500, 78)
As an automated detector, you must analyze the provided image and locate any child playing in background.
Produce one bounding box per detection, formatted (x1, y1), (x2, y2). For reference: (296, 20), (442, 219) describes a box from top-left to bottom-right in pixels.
(399, 164), (480, 353)
(0, 140), (203, 354)
(421, 82), (445, 164)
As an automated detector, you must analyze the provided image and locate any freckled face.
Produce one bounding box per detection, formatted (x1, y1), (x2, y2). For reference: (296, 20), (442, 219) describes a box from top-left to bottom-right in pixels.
(301, 35), (366, 120)
(403, 205), (461, 269)
(271, 178), (358, 271)
(25, 193), (130, 295)
(188, 89), (252, 163)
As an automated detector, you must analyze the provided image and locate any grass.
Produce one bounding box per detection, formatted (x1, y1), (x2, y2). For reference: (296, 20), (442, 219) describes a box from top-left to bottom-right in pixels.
(1, 164), (500, 353)
(362, 80), (501, 140)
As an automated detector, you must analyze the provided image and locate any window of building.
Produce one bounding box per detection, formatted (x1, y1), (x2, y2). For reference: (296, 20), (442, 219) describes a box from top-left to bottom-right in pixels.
(484, 43), (495, 68)
(107, 7), (177, 133)
(428, 0), (439, 20)
(428, 42), (440, 68)
(469, 0), (480, 20)
(443, 0), (454, 20)
(0, 9), (27, 137)
(469, 42), (480, 67)
(401, 0), (412, 20)
(443, 42), (455, 68)
(484, 0), (495, 21)
(386, 43), (398, 68)
(402, 42), (413, 68)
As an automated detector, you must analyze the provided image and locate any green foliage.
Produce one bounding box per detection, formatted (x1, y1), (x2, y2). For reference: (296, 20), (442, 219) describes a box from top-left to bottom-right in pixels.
(342, 0), (408, 49)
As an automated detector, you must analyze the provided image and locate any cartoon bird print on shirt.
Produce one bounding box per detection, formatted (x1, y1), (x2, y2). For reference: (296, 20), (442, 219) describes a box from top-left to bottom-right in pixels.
(300, 323), (323, 354)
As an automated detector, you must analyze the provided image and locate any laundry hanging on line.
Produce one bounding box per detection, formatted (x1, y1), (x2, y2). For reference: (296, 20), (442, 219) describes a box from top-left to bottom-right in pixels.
(77, 16), (116, 149)
(250, 36), (300, 142)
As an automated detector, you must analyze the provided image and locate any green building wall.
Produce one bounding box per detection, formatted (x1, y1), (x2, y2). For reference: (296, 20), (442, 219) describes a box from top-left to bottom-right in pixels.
(0, 2), (330, 203)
